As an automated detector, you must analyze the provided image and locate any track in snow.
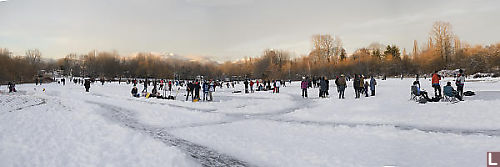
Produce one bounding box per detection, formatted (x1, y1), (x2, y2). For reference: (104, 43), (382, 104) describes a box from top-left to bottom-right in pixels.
(270, 119), (500, 137)
(88, 101), (252, 167)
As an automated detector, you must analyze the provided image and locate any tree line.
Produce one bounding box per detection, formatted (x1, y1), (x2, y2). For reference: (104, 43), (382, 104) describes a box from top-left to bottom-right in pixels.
(1, 21), (500, 83)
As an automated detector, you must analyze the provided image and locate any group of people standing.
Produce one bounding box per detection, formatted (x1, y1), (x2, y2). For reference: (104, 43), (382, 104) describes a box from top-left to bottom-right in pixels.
(300, 74), (377, 99)
(186, 80), (216, 101)
(353, 75), (377, 98)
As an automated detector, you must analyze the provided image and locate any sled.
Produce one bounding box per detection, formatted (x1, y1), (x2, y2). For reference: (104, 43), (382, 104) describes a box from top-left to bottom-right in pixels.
(146, 93), (151, 98)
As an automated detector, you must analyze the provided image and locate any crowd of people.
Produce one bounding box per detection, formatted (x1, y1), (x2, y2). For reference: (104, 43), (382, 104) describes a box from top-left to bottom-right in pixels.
(4, 69), (470, 105)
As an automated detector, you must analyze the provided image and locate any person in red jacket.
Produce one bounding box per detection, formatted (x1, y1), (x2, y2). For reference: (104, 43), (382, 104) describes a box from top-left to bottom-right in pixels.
(250, 80), (254, 93)
(432, 70), (442, 97)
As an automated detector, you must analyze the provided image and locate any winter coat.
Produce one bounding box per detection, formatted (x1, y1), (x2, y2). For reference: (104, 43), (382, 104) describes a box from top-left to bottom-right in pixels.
(320, 79), (327, 91)
(338, 77), (347, 86)
(432, 73), (441, 85)
(203, 83), (209, 93)
(370, 78), (376, 90)
(353, 78), (360, 88)
(187, 83), (193, 91)
(443, 85), (455, 97)
(456, 74), (465, 86)
(131, 87), (138, 94)
(276, 81), (281, 88)
(301, 81), (308, 89)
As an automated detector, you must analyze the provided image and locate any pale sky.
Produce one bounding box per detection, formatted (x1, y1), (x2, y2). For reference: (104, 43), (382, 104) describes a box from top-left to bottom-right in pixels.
(1, 0), (499, 61)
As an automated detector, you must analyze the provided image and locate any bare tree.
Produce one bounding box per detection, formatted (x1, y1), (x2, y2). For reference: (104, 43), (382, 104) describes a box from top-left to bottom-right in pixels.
(430, 21), (454, 67)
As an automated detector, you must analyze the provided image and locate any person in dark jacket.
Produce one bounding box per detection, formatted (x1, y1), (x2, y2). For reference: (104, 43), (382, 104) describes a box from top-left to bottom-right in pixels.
(244, 80), (249, 93)
(319, 77), (327, 98)
(142, 78), (148, 93)
(353, 75), (361, 98)
(131, 86), (139, 97)
(194, 81), (201, 100)
(337, 75), (347, 99)
(8, 82), (17, 93)
(325, 77), (329, 97)
(84, 79), (91, 92)
(186, 81), (193, 101)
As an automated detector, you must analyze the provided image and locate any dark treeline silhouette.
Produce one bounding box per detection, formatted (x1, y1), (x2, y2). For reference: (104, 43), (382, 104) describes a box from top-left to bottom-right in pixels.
(1, 22), (500, 84)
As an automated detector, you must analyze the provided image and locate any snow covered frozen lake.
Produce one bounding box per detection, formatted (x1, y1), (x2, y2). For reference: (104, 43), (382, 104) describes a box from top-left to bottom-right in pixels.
(1, 77), (500, 167)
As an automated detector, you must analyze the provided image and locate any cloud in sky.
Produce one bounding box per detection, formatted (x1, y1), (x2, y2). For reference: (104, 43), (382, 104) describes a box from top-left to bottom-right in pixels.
(0, 0), (499, 61)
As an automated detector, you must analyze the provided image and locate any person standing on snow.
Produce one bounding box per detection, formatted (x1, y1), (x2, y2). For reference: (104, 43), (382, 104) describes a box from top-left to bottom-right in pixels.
(194, 81), (201, 100)
(337, 74), (347, 99)
(142, 78), (148, 93)
(8, 82), (17, 93)
(186, 81), (193, 101)
(456, 69), (465, 98)
(202, 81), (209, 101)
(370, 76), (377, 96)
(364, 81), (369, 97)
(275, 80), (281, 93)
(244, 80), (249, 93)
(209, 81), (215, 101)
(325, 77), (329, 97)
(353, 74), (361, 98)
(84, 79), (91, 92)
(359, 75), (365, 98)
(301, 77), (308, 98)
(159, 80), (164, 90)
(168, 80), (173, 92)
(432, 71), (442, 97)
(319, 77), (327, 98)
(250, 80), (254, 93)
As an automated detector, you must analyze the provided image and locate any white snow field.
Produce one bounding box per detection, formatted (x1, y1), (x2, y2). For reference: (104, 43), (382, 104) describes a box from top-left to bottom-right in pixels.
(1, 77), (500, 167)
